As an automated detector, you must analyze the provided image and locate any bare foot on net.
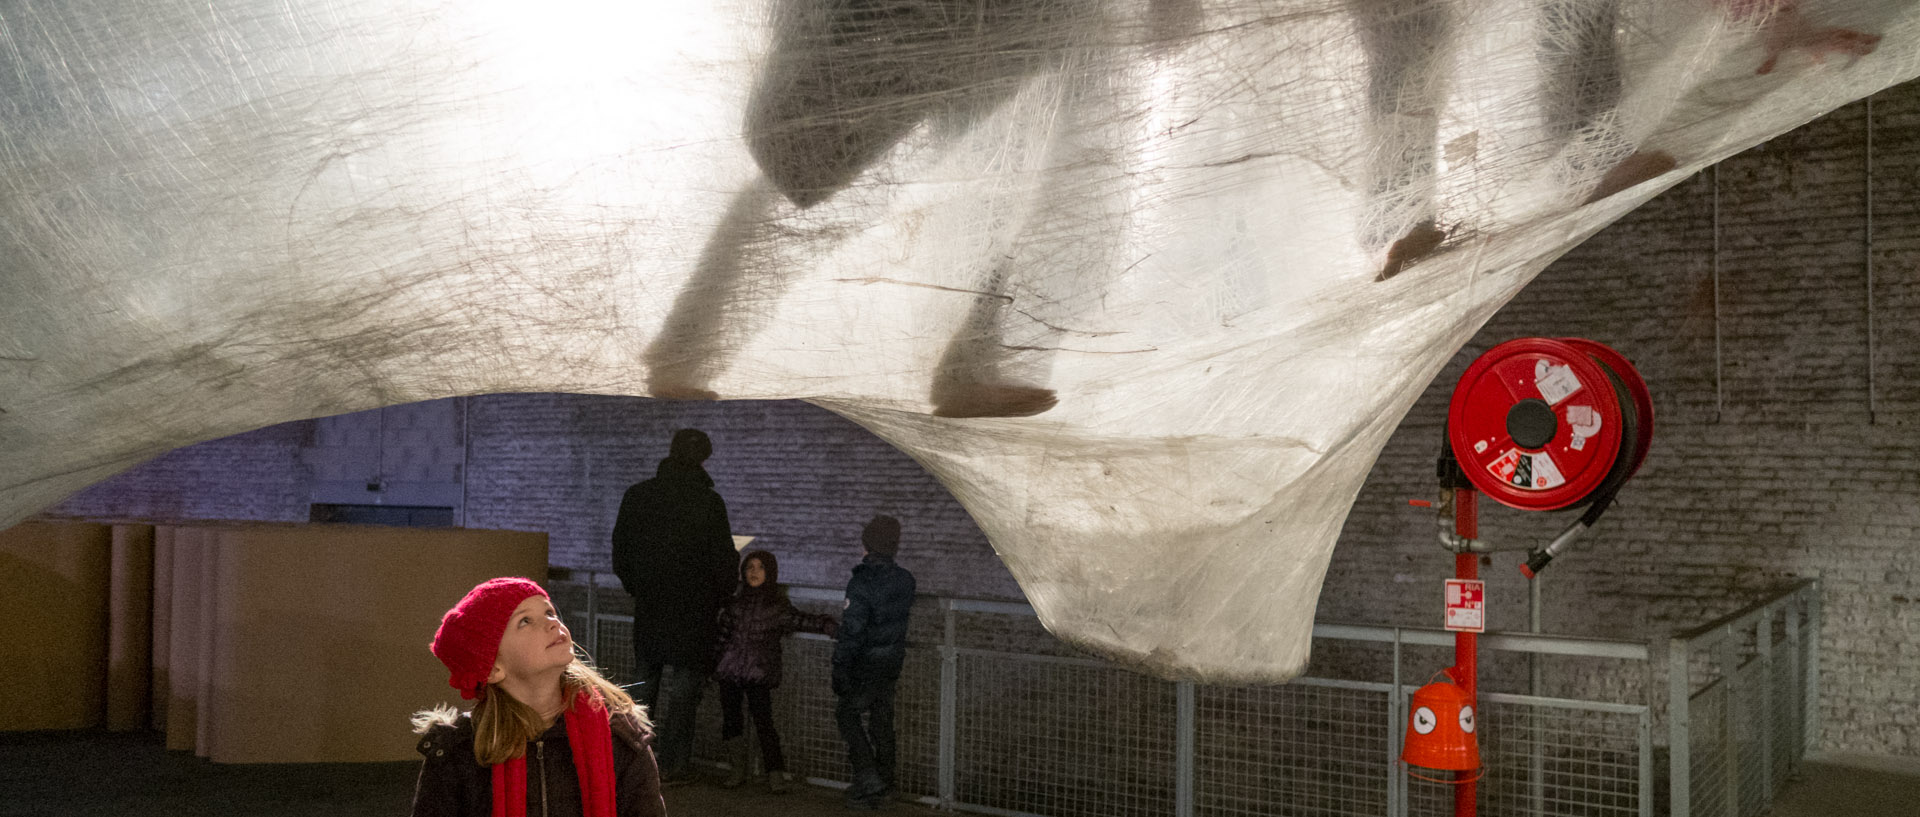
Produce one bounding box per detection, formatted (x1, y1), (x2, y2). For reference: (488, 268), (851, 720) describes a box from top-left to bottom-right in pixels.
(1756, 10), (1880, 74)
(1376, 221), (1447, 282)
(930, 382), (1058, 418)
(1583, 150), (1678, 205)
(646, 379), (720, 401)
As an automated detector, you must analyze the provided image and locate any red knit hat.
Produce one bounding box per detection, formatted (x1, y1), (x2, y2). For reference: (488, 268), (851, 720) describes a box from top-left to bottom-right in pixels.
(431, 577), (549, 700)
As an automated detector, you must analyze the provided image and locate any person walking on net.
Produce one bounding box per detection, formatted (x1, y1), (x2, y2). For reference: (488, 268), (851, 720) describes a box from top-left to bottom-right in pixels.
(611, 428), (740, 785)
(834, 515), (916, 811)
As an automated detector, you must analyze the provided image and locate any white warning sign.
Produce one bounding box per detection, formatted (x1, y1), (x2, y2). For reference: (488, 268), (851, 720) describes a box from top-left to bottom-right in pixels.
(1445, 579), (1485, 633)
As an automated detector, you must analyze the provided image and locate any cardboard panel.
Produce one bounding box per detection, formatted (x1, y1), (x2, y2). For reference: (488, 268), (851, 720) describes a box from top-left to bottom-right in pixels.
(165, 527), (204, 751)
(0, 522), (112, 730)
(203, 525), (546, 763)
(106, 524), (155, 730)
(194, 532), (218, 759)
(150, 526), (174, 732)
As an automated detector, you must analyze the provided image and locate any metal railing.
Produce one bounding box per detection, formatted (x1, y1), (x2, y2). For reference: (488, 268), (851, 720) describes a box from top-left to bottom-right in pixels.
(555, 573), (1819, 817)
(1667, 579), (1822, 817)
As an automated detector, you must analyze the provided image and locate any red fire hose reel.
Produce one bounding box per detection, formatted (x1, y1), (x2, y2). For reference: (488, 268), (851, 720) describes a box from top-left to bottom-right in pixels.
(1443, 338), (1654, 576)
(1403, 338), (1654, 815)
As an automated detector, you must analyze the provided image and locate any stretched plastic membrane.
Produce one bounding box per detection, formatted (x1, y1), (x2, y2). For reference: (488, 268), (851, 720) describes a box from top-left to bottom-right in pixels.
(1, 1), (1914, 680)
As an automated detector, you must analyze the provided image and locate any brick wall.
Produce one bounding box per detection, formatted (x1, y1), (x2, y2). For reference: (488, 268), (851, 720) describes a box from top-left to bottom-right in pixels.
(44, 78), (1920, 754)
(47, 420), (311, 523)
(460, 394), (1020, 599)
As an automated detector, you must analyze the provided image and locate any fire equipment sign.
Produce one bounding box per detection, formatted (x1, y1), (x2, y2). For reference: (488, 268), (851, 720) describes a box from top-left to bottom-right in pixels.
(1444, 579), (1485, 633)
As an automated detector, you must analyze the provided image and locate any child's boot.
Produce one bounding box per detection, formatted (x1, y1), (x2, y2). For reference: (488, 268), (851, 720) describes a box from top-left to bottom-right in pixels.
(767, 770), (790, 794)
(721, 738), (748, 788)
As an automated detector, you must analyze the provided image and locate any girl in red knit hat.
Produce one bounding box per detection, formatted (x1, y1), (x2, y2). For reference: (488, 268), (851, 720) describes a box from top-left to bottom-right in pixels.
(411, 577), (666, 817)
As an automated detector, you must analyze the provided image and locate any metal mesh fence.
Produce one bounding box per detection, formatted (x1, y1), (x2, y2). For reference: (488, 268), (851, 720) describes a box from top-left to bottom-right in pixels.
(1194, 680), (1394, 817)
(1669, 587), (1818, 817)
(955, 650), (1177, 817)
(552, 577), (1818, 817)
(1475, 700), (1644, 817)
(1687, 679), (1732, 817)
(1769, 632), (1801, 785)
(1732, 659), (1768, 817)
(763, 635), (943, 794)
(1402, 693), (1641, 817)
(593, 615), (636, 682)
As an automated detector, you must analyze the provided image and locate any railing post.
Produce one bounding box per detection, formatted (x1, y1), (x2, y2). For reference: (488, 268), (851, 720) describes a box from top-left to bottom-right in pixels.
(939, 598), (957, 809)
(1804, 582), (1823, 755)
(1783, 595), (1804, 774)
(1390, 628), (1404, 817)
(1669, 637), (1692, 817)
(1175, 681), (1195, 817)
(585, 571), (599, 657)
(1718, 632), (1740, 817)
(1757, 610), (1775, 805)
(1639, 708), (1654, 817)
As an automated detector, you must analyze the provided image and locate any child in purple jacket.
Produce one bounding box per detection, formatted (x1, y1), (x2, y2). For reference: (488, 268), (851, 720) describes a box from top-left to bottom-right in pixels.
(712, 550), (837, 792)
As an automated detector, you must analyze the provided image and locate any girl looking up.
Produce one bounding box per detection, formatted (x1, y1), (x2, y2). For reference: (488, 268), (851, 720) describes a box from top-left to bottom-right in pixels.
(412, 577), (666, 817)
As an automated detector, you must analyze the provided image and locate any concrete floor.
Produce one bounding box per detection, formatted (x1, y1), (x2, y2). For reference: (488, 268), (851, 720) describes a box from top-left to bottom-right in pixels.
(0, 729), (932, 817)
(2, 729), (1912, 816)
(1765, 753), (1920, 817)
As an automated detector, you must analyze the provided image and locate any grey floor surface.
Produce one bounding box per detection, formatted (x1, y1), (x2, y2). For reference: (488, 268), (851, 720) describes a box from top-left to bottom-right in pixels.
(0, 730), (930, 817)
(3, 730), (1913, 816)
(1764, 752), (1920, 817)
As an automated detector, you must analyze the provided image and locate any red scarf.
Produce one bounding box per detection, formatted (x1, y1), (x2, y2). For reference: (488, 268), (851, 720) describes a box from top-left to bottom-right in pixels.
(490, 689), (617, 817)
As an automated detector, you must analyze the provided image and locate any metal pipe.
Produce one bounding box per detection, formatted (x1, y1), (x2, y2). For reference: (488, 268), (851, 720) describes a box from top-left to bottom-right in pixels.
(1712, 163), (1723, 422)
(1530, 571), (1545, 816)
(1866, 95), (1877, 422)
(1454, 489), (1479, 817)
(1310, 622), (1649, 657)
(1669, 579), (1818, 644)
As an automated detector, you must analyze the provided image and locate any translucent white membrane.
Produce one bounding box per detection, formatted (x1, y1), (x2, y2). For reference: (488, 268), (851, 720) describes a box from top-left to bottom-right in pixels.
(1, 0), (1914, 680)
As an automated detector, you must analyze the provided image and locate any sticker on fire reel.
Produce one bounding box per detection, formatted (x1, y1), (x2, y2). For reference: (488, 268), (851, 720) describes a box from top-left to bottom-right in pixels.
(1488, 449), (1566, 490)
(1566, 404), (1602, 438)
(1525, 451), (1566, 489)
(1445, 579), (1485, 632)
(1534, 360), (1583, 405)
(1487, 448), (1522, 484)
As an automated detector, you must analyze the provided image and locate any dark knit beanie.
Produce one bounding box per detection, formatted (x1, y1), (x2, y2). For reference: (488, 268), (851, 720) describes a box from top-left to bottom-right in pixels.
(430, 577), (549, 700)
(862, 515), (901, 557)
(669, 428), (712, 463)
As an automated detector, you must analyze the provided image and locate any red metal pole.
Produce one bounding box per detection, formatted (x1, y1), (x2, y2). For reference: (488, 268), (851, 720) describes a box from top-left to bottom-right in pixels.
(1453, 488), (1479, 817)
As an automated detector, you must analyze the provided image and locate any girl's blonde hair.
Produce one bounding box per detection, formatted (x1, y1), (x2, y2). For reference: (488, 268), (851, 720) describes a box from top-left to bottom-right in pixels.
(412, 658), (648, 766)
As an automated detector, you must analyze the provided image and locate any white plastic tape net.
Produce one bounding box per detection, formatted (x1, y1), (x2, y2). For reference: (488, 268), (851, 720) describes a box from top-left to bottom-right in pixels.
(1, 1), (1914, 681)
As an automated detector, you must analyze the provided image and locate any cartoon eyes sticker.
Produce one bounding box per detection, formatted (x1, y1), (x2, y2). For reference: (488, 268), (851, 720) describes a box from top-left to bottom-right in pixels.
(1412, 706), (1437, 735)
(1458, 705), (1476, 734)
